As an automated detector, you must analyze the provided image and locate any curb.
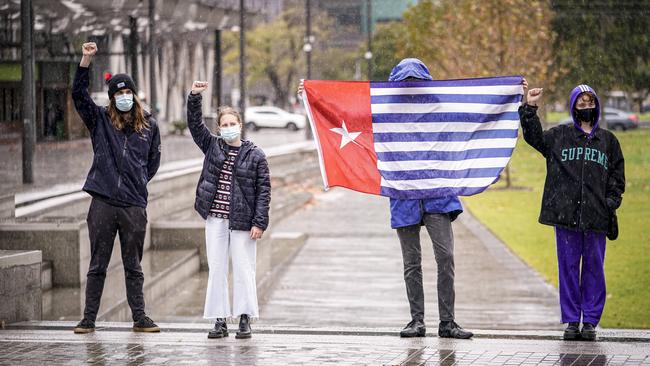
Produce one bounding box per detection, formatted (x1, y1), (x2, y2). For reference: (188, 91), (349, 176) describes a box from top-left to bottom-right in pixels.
(6, 322), (650, 343)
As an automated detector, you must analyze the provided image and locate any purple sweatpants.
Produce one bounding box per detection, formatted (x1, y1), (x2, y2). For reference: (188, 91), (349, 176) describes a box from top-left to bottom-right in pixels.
(555, 227), (607, 325)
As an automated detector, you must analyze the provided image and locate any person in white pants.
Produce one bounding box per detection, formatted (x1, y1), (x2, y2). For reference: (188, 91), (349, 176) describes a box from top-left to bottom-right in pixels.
(186, 80), (271, 339)
(203, 216), (259, 320)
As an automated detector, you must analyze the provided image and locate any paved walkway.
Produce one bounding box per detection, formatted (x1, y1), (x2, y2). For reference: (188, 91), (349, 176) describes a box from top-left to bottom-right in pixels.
(257, 188), (561, 330)
(1, 325), (649, 365)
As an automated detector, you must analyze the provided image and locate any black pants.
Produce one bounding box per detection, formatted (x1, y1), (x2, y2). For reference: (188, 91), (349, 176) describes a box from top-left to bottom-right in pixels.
(396, 213), (455, 323)
(84, 198), (147, 322)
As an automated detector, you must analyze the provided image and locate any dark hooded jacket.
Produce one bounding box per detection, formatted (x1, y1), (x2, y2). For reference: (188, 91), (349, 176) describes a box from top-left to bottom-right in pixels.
(72, 66), (161, 208)
(387, 58), (463, 229)
(186, 93), (271, 231)
(519, 84), (625, 233)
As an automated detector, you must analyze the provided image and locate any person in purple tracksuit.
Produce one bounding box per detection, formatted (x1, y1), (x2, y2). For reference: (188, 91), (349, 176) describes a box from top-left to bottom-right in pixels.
(519, 81), (625, 341)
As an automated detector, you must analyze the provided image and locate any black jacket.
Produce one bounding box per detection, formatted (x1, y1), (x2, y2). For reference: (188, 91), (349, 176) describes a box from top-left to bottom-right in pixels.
(519, 104), (625, 233)
(72, 66), (161, 208)
(186, 93), (271, 230)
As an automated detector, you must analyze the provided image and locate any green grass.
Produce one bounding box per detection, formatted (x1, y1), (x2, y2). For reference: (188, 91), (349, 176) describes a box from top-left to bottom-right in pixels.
(640, 113), (650, 122)
(544, 112), (650, 123)
(463, 129), (650, 328)
(546, 111), (569, 124)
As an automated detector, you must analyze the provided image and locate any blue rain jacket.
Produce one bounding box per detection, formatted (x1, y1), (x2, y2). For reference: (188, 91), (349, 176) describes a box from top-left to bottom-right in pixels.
(387, 59), (463, 228)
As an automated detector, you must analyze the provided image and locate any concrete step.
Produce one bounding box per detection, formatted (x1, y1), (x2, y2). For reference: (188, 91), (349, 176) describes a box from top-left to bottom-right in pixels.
(42, 248), (200, 322)
(145, 231), (309, 323)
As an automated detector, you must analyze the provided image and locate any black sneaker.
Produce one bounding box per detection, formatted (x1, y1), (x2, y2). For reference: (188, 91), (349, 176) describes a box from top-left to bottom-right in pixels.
(563, 322), (581, 340)
(73, 318), (95, 334)
(133, 316), (160, 333)
(581, 323), (597, 341)
(438, 321), (473, 339)
(208, 318), (229, 339)
(235, 314), (252, 339)
(400, 319), (426, 338)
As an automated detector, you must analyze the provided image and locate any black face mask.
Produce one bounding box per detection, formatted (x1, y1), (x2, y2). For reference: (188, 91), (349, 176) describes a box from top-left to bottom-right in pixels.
(576, 107), (596, 124)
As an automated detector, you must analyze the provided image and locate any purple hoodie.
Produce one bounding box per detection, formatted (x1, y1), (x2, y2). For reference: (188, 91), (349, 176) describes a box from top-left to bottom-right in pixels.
(569, 84), (600, 137)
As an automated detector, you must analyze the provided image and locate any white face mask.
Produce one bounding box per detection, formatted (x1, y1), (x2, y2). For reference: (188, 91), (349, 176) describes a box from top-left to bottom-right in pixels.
(220, 125), (241, 142)
(115, 93), (134, 112)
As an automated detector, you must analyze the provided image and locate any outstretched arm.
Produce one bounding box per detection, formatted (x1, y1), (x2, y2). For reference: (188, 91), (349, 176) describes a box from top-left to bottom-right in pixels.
(519, 81), (551, 157)
(71, 42), (101, 131)
(186, 81), (214, 154)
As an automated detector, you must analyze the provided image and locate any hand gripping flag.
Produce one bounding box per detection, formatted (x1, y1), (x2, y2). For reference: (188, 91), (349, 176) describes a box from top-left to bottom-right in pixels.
(301, 76), (524, 199)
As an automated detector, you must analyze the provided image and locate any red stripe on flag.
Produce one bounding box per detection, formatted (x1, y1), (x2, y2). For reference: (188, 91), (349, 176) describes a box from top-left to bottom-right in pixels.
(304, 80), (381, 195)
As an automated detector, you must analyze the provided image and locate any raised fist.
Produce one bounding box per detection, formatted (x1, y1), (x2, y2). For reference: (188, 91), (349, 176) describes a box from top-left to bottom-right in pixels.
(527, 88), (544, 106)
(82, 42), (98, 56)
(191, 81), (208, 95)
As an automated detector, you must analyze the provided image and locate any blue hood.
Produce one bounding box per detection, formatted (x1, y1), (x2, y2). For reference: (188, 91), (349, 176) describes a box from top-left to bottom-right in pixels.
(389, 58), (434, 82)
(569, 84), (600, 135)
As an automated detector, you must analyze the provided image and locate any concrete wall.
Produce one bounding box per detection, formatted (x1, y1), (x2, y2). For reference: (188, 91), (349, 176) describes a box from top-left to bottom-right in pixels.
(0, 223), (80, 286)
(0, 193), (14, 219)
(0, 250), (42, 323)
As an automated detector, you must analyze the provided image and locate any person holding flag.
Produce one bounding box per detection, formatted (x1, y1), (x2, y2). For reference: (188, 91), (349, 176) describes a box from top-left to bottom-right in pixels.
(298, 58), (500, 339)
(381, 59), (473, 339)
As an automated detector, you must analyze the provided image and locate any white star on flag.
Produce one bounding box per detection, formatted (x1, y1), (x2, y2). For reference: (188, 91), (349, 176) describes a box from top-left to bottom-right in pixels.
(330, 120), (362, 149)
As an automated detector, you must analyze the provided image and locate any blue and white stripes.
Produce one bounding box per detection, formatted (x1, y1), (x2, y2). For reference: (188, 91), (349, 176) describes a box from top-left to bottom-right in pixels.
(370, 76), (524, 199)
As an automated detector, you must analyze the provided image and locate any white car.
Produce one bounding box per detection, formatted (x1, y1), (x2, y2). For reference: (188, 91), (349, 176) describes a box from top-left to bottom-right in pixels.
(244, 106), (307, 131)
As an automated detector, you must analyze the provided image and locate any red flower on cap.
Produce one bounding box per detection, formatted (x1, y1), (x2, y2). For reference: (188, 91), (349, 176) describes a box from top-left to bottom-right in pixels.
(104, 72), (112, 82)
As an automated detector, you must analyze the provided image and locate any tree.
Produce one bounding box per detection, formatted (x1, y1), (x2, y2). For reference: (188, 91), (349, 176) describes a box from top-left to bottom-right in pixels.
(223, 7), (353, 108)
(551, 0), (650, 114)
(396, 0), (558, 188)
(368, 22), (406, 81)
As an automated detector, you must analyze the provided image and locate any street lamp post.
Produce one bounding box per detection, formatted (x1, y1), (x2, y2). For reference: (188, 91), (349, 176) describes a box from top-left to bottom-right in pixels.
(129, 16), (138, 86)
(21, 0), (35, 184)
(149, 0), (157, 115)
(366, 0), (372, 80)
(239, 0), (246, 140)
(213, 29), (222, 109)
(304, 0), (313, 140)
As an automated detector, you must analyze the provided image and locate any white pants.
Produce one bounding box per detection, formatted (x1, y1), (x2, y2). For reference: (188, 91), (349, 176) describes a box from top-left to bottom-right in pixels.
(203, 216), (259, 319)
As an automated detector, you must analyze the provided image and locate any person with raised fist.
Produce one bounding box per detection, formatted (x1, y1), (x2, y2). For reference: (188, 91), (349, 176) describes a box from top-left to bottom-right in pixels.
(71, 42), (161, 334)
(520, 80), (625, 341)
(187, 80), (271, 340)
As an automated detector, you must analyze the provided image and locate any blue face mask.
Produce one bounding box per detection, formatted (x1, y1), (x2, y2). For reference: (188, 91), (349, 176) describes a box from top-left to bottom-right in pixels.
(220, 125), (241, 142)
(115, 93), (134, 112)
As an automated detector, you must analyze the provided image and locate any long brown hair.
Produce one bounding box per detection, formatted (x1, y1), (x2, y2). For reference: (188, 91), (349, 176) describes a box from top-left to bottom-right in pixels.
(107, 94), (149, 133)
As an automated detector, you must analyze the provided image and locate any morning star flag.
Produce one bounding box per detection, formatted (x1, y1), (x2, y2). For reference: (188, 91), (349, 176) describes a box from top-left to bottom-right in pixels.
(301, 76), (524, 199)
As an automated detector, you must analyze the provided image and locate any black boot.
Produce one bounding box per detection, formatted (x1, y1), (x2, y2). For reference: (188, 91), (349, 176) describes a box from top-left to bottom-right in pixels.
(581, 323), (597, 341)
(236, 314), (252, 339)
(400, 319), (426, 338)
(133, 316), (160, 333)
(438, 321), (473, 339)
(208, 318), (228, 339)
(563, 322), (581, 340)
(73, 318), (95, 334)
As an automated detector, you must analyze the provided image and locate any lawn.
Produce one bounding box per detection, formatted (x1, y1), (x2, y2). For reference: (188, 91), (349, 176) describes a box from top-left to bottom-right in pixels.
(462, 128), (650, 329)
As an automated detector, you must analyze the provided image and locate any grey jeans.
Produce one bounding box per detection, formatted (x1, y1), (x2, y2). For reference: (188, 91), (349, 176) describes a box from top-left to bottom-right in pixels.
(396, 212), (455, 322)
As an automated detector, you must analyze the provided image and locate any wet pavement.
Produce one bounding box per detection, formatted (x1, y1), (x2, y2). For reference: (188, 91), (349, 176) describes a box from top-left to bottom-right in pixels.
(4, 130), (649, 364)
(1, 325), (649, 365)
(256, 188), (562, 330)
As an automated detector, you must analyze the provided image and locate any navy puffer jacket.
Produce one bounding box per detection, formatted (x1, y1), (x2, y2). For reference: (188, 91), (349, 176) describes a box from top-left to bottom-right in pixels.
(186, 93), (271, 230)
